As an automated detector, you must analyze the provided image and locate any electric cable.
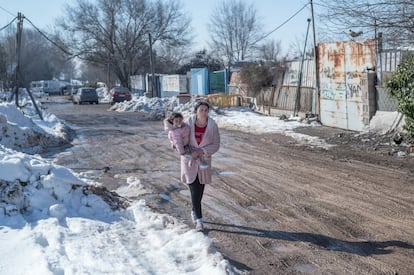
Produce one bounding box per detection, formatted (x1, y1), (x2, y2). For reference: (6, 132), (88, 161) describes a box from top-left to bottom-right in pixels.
(253, 2), (310, 44)
(0, 5), (15, 17)
(23, 16), (74, 57)
(0, 17), (17, 32)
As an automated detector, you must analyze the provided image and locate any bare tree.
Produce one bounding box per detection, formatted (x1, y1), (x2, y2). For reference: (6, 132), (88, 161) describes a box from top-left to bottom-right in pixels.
(176, 49), (223, 74)
(0, 26), (73, 89)
(318, 0), (414, 47)
(287, 35), (314, 60)
(256, 39), (284, 63)
(57, 0), (192, 88)
(208, 0), (263, 64)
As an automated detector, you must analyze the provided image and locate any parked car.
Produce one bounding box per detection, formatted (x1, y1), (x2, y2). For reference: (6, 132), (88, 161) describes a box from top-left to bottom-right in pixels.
(72, 87), (99, 104)
(109, 87), (132, 105)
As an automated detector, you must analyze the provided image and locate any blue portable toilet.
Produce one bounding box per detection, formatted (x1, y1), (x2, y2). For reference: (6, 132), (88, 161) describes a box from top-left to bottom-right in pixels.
(190, 68), (209, 96)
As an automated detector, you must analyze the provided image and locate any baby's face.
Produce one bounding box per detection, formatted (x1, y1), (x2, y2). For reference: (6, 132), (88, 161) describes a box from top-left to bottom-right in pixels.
(172, 117), (183, 127)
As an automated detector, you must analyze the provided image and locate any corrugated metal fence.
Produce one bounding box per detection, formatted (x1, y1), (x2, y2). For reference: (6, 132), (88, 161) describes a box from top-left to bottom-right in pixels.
(254, 59), (315, 115)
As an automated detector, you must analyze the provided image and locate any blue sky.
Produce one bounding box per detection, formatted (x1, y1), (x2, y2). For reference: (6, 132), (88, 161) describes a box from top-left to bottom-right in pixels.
(0, 0), (313, 54)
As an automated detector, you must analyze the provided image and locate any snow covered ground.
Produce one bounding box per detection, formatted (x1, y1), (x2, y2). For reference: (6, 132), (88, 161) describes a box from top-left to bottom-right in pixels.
(0, 92), (399, 274)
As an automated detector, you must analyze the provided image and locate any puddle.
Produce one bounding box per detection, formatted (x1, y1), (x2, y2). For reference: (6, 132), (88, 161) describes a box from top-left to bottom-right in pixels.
(159, 193), (171, 201)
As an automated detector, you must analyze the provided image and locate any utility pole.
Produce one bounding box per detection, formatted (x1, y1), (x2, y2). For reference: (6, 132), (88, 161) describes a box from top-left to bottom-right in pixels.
(148, 33), (156, 98)
(310, 0), (320, 116)
(13, 12), (43, 119)
(14, 12), (23, 107)
(107, 62), (110, 89)
(293, 18), (312, 117)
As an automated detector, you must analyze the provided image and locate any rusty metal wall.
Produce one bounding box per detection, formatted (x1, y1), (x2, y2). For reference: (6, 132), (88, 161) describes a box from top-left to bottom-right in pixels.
(318, 40), (376, 131)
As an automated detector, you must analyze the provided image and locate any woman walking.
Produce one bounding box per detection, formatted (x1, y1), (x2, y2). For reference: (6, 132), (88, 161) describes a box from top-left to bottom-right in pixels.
(181, 101), (220, 232)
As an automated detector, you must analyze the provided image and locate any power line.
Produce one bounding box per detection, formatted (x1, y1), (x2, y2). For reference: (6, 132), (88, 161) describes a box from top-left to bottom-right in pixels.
(0, 16), (17, 32)
(0, 5), (15, 17)
(23, 16), (74, 57)
(0, 7), (69, 54)
(254, 2), (310, 44)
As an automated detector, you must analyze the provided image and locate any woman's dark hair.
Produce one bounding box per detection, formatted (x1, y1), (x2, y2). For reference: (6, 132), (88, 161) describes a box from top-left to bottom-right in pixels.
(167, 112), (184, 124)
(194, 101), (210, 113)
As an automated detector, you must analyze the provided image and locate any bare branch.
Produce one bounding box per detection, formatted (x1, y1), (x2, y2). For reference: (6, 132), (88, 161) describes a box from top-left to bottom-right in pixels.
(208, 0), (264, 63)
(57, 0), (192, 87)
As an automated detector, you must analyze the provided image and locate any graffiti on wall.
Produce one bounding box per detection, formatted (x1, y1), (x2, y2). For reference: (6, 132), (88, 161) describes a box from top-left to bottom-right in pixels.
(320, 66), (362, 100)
(320, 67), (335, 79)
(321, 82), (346, 100)
(346, 71), (362, 99)
(346, 83), (362, 98)
(322, 87), (335, 100)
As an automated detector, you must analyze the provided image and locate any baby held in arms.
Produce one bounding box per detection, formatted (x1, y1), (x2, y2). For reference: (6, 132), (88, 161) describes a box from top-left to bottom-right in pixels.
(163, 112), (207, 168)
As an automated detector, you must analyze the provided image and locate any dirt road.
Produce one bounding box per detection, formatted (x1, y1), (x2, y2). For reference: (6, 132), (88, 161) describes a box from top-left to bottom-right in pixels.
(43, 101), (414, 274)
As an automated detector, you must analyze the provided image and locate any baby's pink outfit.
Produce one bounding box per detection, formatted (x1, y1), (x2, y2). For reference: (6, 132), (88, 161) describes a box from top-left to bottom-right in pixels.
(163, 119), (190, 155)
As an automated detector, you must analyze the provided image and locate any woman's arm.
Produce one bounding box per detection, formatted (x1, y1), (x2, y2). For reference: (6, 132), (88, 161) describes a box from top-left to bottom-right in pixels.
(200, 123), (220, 157)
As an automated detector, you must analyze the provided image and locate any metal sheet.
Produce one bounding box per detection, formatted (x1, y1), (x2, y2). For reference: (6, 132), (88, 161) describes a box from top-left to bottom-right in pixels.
(190, 68), (209, 95)
(283, 59), (316, 88)
(161, 74), (188, 96)
(319, 40), (376, 131)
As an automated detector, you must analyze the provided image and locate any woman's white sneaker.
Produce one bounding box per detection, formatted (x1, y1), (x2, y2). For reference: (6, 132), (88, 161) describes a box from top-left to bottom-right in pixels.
(195, 218), (204, 232)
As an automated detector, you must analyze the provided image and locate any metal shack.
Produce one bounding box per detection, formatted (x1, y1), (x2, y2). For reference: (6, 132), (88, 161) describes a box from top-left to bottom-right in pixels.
(318, 40), (376, 131)
(130, 75), (146, 96)
(190, 68), (209, 96)
(161, 74), (188, 97)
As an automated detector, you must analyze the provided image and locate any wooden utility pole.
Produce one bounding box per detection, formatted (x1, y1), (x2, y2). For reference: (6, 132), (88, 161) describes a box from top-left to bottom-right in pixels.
(13, 12), (43, 120)
(14, 12), (23, 107)
(148, 33), (156, 98)
(310, 0), (320, 116)
(293, 18), (312, 117)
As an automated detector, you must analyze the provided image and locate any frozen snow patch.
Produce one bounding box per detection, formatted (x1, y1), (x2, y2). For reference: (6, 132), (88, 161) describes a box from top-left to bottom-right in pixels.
(294, 263), (319, 273)
(216, 171), (236, 176)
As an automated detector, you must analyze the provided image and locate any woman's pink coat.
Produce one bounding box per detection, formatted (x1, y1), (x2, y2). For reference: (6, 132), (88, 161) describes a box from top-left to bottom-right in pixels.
(181, 116), (220, 185)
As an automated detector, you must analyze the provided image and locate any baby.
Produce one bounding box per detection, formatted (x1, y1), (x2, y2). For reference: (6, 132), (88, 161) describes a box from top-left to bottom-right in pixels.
(163, 112), (191, 155)
(164, 112), (208, 169)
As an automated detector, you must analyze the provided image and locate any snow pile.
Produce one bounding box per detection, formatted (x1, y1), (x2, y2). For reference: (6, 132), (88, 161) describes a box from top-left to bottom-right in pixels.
(0, 144), (232, 274)
(109, 95), (180, 119)
(366, 111), (405, 135)
(0, 102), (70, 154)
(96, 86), (110, 103)
(0, 145), (113, 221)
(0, 100), (235, 274)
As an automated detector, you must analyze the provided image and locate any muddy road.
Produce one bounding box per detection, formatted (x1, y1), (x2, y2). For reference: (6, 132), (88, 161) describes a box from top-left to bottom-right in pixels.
(43, 101), (414, 274)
